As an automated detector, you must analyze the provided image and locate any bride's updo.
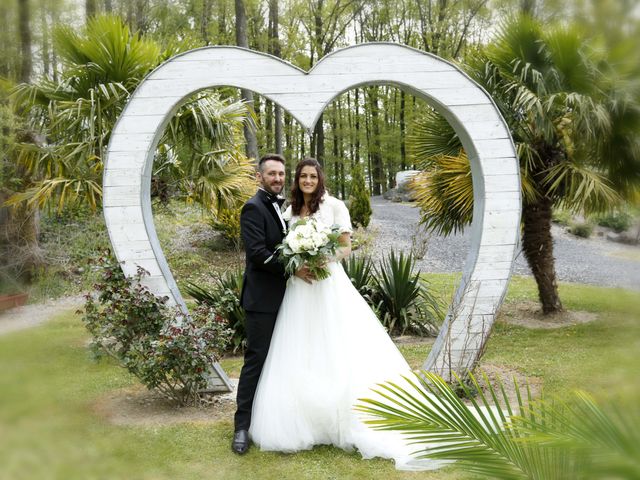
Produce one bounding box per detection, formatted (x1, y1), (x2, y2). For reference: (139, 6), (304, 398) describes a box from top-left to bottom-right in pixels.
(290, 158), (326, 216)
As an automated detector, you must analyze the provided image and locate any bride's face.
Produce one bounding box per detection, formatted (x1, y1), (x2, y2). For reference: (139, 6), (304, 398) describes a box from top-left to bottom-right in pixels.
(299, 166), (319, 195)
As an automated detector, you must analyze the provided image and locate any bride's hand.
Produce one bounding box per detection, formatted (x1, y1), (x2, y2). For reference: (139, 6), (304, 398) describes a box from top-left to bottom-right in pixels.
(295, 265), (315, 284)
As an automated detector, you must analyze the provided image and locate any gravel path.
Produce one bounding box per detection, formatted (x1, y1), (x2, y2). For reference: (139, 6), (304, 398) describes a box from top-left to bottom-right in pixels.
(369, 196), (640, 291)
(0, 295), (84, 336)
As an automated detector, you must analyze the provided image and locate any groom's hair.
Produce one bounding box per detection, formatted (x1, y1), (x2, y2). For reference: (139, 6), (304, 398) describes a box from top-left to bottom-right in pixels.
(258, 153), (286, 172)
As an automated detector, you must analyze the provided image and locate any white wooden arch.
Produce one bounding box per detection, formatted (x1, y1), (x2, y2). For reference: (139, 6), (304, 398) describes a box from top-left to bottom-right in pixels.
(103, 43), (521, 391)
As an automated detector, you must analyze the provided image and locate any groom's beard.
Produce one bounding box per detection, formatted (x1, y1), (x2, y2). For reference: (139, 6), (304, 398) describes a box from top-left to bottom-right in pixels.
(262, 183), (284, 195)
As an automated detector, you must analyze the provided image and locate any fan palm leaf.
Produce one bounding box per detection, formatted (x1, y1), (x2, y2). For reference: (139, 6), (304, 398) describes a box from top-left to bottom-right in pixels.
(356, 371), (638, 479)
(7, 15), (253, 214)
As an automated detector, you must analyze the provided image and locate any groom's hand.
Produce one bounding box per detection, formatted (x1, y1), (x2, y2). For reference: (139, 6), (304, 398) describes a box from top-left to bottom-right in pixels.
(295, 265), (315, 284)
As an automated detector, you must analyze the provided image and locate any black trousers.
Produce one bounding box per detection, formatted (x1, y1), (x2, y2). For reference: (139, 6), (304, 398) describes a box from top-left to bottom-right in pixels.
(234, 310), (278, 431)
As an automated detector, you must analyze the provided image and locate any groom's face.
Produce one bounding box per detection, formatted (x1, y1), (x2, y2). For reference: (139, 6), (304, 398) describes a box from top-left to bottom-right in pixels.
(257, 159), (286, 195)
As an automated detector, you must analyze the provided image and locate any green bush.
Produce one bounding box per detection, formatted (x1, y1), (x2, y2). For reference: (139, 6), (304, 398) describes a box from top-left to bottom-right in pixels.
(185, 268), (246, 353)
(81, 253), (232, 406)
(551, 208), (573, 226)
(370, 250), (443, 336)
(210, 205), (243, 250)
(596, 210), (633, 233)
(569, 222), (594, 238)
(348, 163), (372, 228)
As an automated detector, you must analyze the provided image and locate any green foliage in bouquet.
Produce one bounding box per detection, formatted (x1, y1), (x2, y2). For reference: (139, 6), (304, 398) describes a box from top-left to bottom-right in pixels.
(80, 253), (232, 406)
(349, 163), (372, 228)
(185, 268), (246, 353)
(271, 217), (343, 281)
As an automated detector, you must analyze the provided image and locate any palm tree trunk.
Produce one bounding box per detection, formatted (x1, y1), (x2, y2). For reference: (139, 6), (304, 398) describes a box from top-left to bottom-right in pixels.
(521, 196), (563, 314)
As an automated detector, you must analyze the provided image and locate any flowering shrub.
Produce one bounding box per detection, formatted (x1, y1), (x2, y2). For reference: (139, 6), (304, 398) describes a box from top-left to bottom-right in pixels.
(80, 253), (232, 405)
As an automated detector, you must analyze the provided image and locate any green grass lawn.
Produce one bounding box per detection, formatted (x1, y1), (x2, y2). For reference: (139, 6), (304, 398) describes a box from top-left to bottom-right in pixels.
(1, 275), (639, 480)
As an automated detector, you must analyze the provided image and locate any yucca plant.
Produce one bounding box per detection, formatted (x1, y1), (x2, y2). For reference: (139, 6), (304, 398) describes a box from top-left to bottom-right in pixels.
(341, 253), (375, 299)
(371, 250), (442, 336)
(356, 371), (640, 479)
(185, 268), (246, 353)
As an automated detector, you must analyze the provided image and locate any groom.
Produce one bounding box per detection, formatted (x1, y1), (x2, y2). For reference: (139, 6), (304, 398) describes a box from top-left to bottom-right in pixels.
(232, 153), (312, 454)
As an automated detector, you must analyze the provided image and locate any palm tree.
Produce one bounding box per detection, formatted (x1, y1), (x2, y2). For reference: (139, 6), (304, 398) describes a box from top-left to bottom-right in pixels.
(6, 15), (254, 214)
(356, 371), (640, 479)
(409, 15), (639, 313)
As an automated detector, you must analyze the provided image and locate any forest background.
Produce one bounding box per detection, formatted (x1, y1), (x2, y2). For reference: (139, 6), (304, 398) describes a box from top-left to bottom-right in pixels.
(1, 0), (639, 306)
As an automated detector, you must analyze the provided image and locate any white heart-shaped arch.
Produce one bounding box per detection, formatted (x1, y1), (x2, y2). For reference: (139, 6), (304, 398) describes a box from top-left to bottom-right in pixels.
(104, 43), (521, 391)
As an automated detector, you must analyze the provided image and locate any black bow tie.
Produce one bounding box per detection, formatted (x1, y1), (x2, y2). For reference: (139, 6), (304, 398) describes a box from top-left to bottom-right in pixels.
(261, 189), (286, 207)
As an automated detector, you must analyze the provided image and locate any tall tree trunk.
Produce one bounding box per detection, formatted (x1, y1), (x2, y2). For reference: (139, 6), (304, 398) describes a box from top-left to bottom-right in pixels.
(265, 99), (273, 151)
(235, 0), (258, 161)
(331, 109), (339, 196)
(314, 114), (324, 165)
(201, 0), (212, 44)
(86, 0), (97, 19)
(520, 0), (537, 15)
(284, 112), (292, 176)
(399, 91), (406, 169)
(41, 7), (50, 78)
(522, 196), (563, 313)
(0, 1), (9, 78)
(103, 0), (113, 13)
(18, 0), (32, 83)
(368, 88), (383, 195)
(299, 129), (306, 158)
(347, 91), (355, 167)
(268, 0), (283, 154)
(135, 0), (147, 33)
(354, 88), (361, 167)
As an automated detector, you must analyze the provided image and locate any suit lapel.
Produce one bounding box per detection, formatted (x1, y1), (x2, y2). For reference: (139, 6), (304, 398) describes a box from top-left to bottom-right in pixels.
(257, 190), (286, 238)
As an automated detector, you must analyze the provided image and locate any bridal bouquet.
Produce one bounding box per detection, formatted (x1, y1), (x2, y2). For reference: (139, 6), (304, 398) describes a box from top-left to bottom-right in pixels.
(268, 217), (343, 280)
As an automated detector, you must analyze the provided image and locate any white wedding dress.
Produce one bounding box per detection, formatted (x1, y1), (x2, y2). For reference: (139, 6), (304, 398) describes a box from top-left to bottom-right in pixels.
(248, 195), (448, 471)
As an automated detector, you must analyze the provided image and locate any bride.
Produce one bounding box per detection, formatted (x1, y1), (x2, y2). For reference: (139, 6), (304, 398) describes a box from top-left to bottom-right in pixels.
(248, 158), (447, 471)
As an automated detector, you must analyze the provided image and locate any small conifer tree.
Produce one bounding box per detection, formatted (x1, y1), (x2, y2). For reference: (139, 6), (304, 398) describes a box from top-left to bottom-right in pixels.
(349, 163), (372, 228)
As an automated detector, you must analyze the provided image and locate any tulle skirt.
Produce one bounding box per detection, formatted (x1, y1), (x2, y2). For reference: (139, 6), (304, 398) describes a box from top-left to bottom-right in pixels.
(248, 262), (449, 471)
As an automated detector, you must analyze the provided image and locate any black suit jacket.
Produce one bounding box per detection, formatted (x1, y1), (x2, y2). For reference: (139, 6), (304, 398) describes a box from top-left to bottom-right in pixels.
(239, 189), (288, 313)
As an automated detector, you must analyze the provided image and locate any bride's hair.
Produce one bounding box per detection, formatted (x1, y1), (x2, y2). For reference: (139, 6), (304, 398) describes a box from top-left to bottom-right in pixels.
(290, 158), (326, 216)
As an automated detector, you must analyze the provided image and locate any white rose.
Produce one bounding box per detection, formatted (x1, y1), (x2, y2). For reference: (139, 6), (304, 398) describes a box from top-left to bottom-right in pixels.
(312, 232), (326, 248)
(288, 236), (302, 253)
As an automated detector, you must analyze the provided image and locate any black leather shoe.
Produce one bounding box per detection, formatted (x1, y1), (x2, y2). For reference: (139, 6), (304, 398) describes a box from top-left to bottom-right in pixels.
(232, 429), (250, 455)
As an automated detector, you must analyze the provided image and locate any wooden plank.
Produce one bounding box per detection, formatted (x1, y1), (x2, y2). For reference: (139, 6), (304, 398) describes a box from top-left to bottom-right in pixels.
(479, 227), (519, 246)
(123, 97), (182, 116)
(448, 104), (503, 123)
(460, 121), (510, 141)
(105, 151), (148, 170)
(111, 240), (155, 259)
(107, 223), (150, 242)
(115, 115), (166, 134)
(120, 257), (163, 277)
(425, 87), (492, 106)
(483, 174), (520, 192)
(471, 138), (515, 159)
(103, 169), (145, 187)
(477, 156), (520, 176)
(103, 206), (146, 225)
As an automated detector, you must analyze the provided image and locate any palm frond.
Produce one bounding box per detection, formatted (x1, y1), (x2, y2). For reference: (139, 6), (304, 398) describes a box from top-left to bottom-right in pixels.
(356, 371), (571, 479)
(356, 371), (640, 479)
(543, 161), (623, 215)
